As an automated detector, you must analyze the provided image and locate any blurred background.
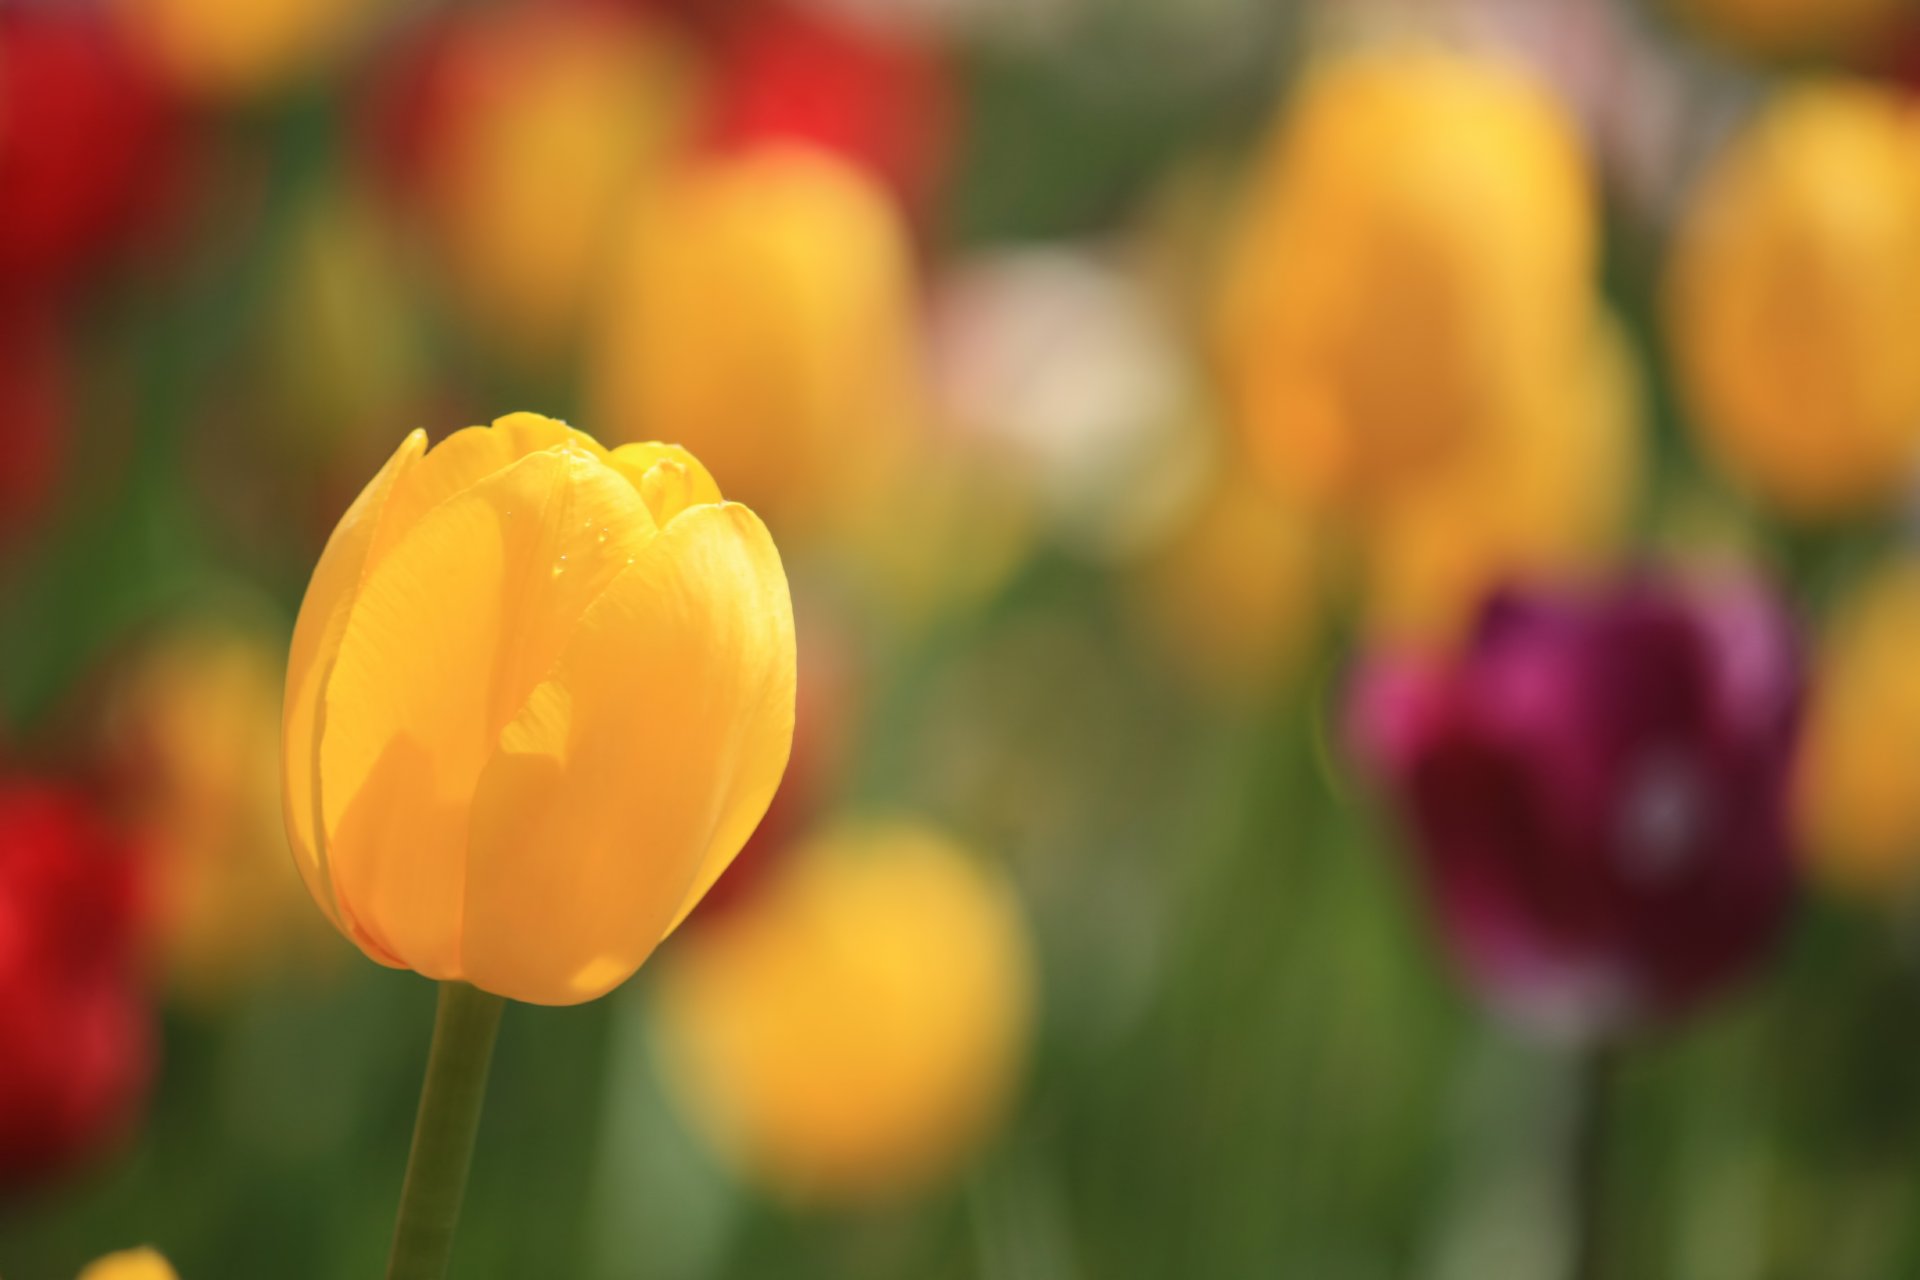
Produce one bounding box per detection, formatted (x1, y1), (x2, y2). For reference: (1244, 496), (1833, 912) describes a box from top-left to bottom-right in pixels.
(8, 0), (1920, 1275)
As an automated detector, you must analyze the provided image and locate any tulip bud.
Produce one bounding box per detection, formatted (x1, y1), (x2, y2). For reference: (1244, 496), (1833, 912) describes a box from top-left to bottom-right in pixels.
(652, 821), (1033, 1203)
(1350, 575), (1802, 1041)
(1216, 52), (1637, 645)
(0, 9), (176, 291)
(100, 621), (328, 1005)
(588, 145), (923, 538)
(111, 0), (375, 99)
(281, 413), (796, 1006)
(372, 2), (700, 363)
(1217, 50), (1595, 521)
(1668, 83), (1920, 522)
(78, 1248), (178, 1280)
(0, 779), (152, 1190)
(1798, 560), (1920, 892)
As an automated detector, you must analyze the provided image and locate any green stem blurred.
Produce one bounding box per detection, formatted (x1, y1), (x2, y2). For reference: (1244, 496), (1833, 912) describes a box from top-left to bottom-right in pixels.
(387, 982), (507, 1280)
(1569, 1047), (1618, 1280)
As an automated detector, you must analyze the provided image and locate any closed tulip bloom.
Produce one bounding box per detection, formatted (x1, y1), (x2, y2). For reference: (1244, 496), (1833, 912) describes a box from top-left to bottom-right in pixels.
(1217, 50), (1595, 521)
(653, 822), (1033, 1203)
(0, 780), (152, 1190)
(112, 0), (374, 98)
(1669, 84), (1920, 521)
(102, 622), (324, 1004)
(589, 145), (922, 536)
(1361, 312), (1644, 644)
(78, 1248), (178, 1280)
(1798, 560), (1920, 892)
(376, 3), (700, 362)
(281, 413), (796, 1006)
(1350, 576), (1802, 1040)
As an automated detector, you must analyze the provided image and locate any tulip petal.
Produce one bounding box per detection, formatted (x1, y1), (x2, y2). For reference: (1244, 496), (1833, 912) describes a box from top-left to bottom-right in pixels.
(462, 502), (796, 1005)
(318, 446), (658, 975)
(282, 429), (426, 935)
(607, 441), (724, 521)
(366, 413), (609, 571)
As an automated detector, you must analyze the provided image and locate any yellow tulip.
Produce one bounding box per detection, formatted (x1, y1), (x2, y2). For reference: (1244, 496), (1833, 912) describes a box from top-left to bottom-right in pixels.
(1798, 560), (1920, 892)
(77, 1248), (176, 1280)
(281, 413), (796, 1006)
(1362, 311), (1644, 645)
(111, 0), (372, 98)
(1130, 459), (1324, 698)
(102, 621), (327, 1004)
(589, 146), (923, 538)
(1668, 83), (1920, 522)
(424, 6), (699, 363)
(1668, 0), (1908, 59)
(652, 822), (1033, 1203)
(1216, 49), (1595, 522)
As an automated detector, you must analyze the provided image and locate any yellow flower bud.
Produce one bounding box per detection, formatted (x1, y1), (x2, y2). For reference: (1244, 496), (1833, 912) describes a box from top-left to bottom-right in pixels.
(1362, 311), (1644, 645)
(281, 413), (796, 1006)
(652, 822), (1033, 1203)
(589, 146), (923, 538)
(102, 620), (329, 1005)
(423, 8), (699, 363)
(77, 1248), (177, 1280)
(1668, 83), (1920, 522)
(1216, 50), (1595, 522)
(111, 0), (372, 99)
(1798, 560), (1920, 892)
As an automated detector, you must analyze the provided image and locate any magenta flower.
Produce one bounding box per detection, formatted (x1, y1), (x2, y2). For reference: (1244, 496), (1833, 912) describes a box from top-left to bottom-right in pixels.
(1350, 576), (1803, 1041)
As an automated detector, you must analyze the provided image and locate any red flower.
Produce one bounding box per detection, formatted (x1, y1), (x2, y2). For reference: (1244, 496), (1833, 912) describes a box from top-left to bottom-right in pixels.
(1350, 575), (1803, 1042)
(0, 304), (68, 547)
(705, 2), (956, 217)
(0, 8), (178, 293)
(0, 779), (153, 1191)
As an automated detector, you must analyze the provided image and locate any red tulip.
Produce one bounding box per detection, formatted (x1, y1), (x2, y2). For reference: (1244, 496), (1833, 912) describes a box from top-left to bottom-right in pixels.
(0, 304), (68, 546)
(0, 779), (153, 1191)
(1350, 575), (1803, 1041)
(0, 9), (177, 292)
(704, 2), (956, 217)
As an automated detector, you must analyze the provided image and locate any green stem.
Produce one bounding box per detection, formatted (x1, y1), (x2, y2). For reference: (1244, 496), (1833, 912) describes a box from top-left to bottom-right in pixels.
(387, 982), (507, 1280)
(1569, 1046), (1618, 1280)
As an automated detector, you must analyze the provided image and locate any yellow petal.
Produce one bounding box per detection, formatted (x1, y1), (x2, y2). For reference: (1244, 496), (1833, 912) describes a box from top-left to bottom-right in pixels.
(282, 428), (425, 933)
(366, 413), (607, 570)
(607, 441), (724, 522)
(462, 502), (796, 1004)
(77, 1247), (179, 1280)
(318, 447), (657, 975)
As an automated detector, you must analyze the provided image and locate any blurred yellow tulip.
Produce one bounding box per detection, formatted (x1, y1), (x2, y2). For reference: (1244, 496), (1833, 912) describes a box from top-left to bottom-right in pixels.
(1216, 49), (1595, 523)
(653, 822), (1034, 1203)
(102, 621), (327, 1004)
(281, 413), (796, 1006)
(418, 5), (700, 363)
(1217, 50), (1635, 646)
(261, 182), (433, 484)
(1798, 560), (1920, 892)
(1669, 83), (1920, 523)
(111, 0), (372, 98)
(1669, 0), (1909, 59)
(77, 1248), (176, 1280)
(589, 146), (924, 538)
(1130, 460), (1324, 699)
(1363, 312), (1644, 644)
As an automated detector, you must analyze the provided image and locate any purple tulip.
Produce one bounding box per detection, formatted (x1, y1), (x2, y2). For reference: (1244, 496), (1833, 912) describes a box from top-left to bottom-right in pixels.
(1349, 575), (1803, 1042)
